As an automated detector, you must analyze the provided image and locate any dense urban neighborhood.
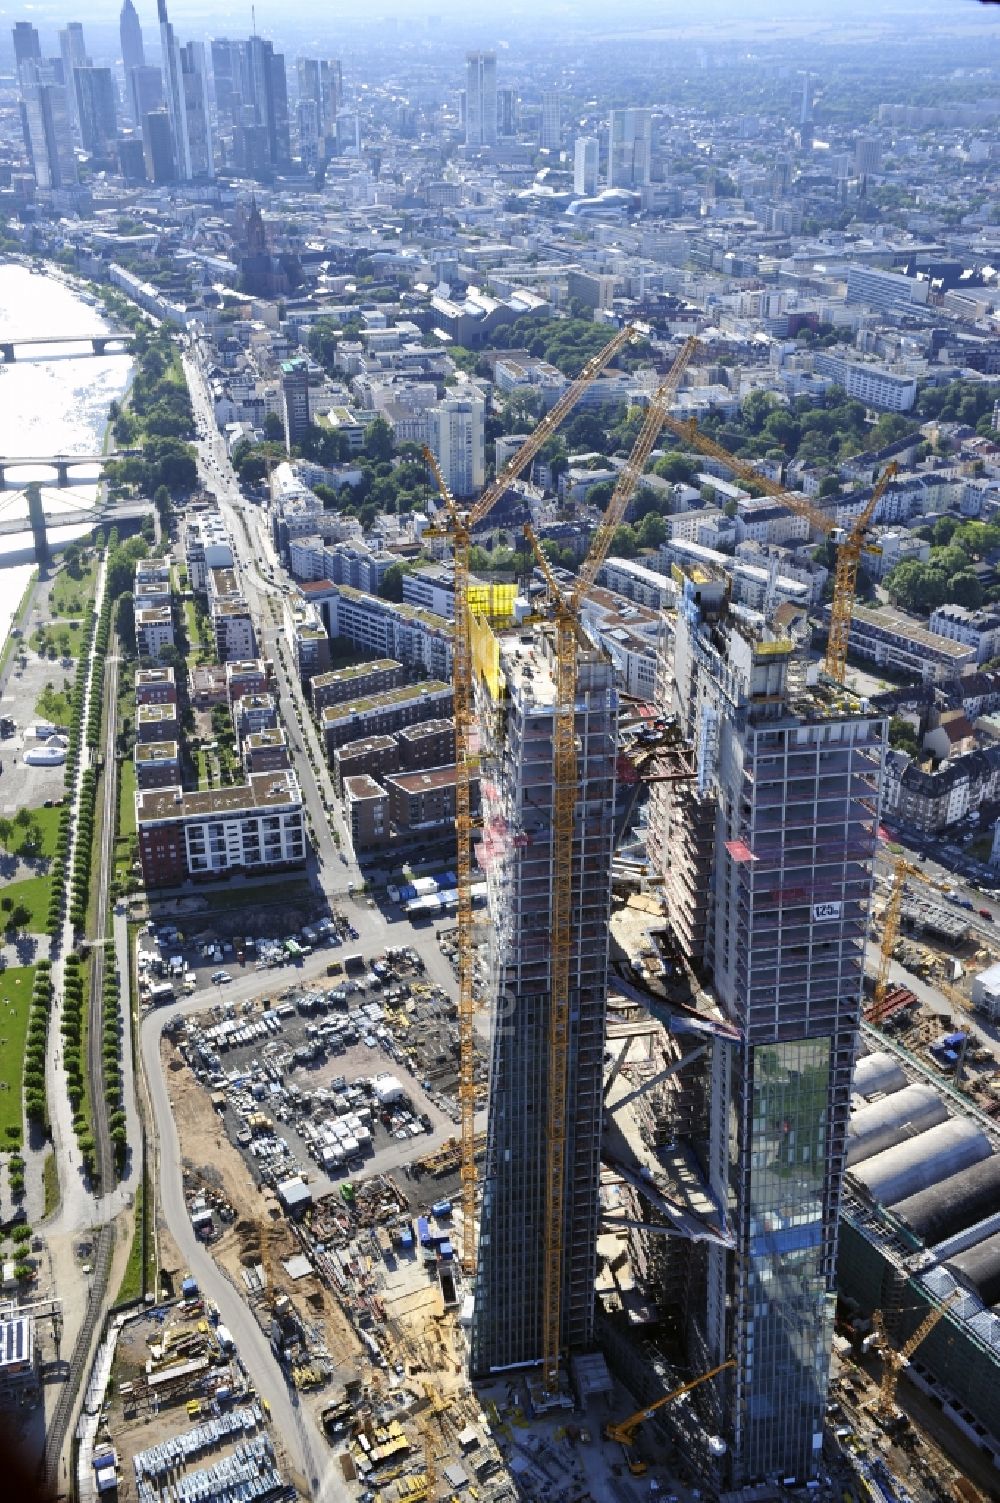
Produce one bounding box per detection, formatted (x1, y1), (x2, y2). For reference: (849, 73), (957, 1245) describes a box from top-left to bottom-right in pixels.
(0, 5), (999, 1503)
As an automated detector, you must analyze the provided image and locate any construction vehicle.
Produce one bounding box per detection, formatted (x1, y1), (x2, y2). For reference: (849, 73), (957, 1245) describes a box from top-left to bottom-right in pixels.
(871, 1291), (958, 1425)
(420, 321), (637, 1273)
(660, 410), (897, 683)
(602, 1359), (736, 1474)
(520, 336), (697, 1392)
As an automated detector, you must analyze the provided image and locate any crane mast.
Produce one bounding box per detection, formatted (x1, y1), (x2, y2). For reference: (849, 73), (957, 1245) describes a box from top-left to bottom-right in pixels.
(526, 338), (697, 1392)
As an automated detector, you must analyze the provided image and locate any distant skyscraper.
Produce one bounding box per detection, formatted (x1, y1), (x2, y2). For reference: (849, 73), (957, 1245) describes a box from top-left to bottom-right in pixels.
(74, 66), (118, 156)
(59, 23), (88, 139)
(120, 0), (145, 79)
(573, 135), (598, 196)
(180, 41), (213, 177)
(800, 69), (814, 125)
(246, 35), (290, 171)
(608, 107), (651, 189)
(297, 57), (341, 140)
(210, 38), (240, 127)
(465, 51), (497, 147)
(853, 134), (881, 177)
(497, 85), (517, 138)
(118, 136), (147, 183)
(433, 398), (484, 499)
(21, 82), (78, 188)
(142, 108), (175, 183)
(281, 359), (311, 451)
(158, 0), (191, 179)
(130, 65), (163, 126)
(540, 89), (561, 151)
(12, 21), (41, 80)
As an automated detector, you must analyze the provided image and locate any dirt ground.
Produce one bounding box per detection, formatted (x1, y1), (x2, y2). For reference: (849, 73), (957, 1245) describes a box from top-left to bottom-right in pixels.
(161, 1036), (362, 1392)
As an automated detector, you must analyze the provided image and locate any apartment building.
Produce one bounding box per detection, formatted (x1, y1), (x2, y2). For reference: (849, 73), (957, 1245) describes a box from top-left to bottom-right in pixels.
(812, 351), (917, 412)
(135, 667), (177, 708)
(134, 740), (181, 790)
(310, 658), (405, 716)
(321, 681), (452, 758)
(243, 727), (292, 775)
(185, 510), (234, 591)
(297, 581), (452, 679)
(471, 623), (617, 1376)
(343, 774), (390, 851)
(135, 605), (175, 662)
(136, 702), (179, 744)
(928, 604), (1000, 666)
(333, 734), (400, 794)
(136, 769), (306, 888)
(385, 764), (476, 836)
(396, 717), (456, 770)
(841, 604), (975, 684)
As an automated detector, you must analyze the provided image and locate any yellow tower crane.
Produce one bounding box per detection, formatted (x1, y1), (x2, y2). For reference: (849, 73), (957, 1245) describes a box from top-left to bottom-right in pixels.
(522, 336), (698, 1393)
(867, 855), (976, 1029)
(659, 410), (897, 683)
(872, 1291), (958, 1424)
(421, 321), (637, 1273)
(602, 1359), (736, 1474)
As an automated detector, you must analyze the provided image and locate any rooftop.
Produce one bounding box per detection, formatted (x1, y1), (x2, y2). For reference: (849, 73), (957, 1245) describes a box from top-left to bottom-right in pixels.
(134, 740), (179, 763)
(387, 764), (460, 793)
(321, 680), (451, 723)
(312, 658), (401, 688)
(137, 769), (302, 824)
(852, 603), (977, 660)
(343, 774), (388, 800)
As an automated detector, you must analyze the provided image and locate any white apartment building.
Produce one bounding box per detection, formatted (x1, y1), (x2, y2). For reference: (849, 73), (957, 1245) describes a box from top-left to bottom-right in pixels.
(813, 351), (917, 411)
(433, 397), (485, 498)
(135, 606), (175, 661)
(928, 604), (1000, 666)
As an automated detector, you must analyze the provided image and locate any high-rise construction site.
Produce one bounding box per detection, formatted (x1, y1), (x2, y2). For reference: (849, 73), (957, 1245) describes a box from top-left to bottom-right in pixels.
(618, 571), (887, 1485)
(470, 619), (618, 1378)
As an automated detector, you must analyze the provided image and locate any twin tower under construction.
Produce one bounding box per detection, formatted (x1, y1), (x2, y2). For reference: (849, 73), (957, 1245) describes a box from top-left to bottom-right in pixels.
(468, 570), (887, 1490)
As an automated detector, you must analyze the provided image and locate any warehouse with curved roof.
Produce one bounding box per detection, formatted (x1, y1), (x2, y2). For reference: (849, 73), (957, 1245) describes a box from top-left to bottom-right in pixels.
(846, 1082), (948, 1167)
(891, 1155), (1000, 1248)
(946, 1230), (1000, 1307)
(848, 1116), (992, 1207)
(852, 1050), (908, 1101)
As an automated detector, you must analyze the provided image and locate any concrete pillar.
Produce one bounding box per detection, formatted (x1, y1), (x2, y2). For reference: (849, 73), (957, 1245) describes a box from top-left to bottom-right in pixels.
(26, 482), (48, 565)
(55, 462), (69, 488)
(0, 343), (14, 362)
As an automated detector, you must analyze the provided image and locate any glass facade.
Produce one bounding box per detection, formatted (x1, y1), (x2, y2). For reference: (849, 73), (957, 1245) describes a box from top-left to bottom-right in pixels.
(737, 1039), (834, 1481)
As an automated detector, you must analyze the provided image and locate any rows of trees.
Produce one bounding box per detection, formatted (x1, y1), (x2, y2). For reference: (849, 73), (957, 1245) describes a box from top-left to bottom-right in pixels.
(884, 518), (1000, 613)
(104, 322), (198, 498)
(61, 953), (97, 1182)
(23, 961), (53, 1134)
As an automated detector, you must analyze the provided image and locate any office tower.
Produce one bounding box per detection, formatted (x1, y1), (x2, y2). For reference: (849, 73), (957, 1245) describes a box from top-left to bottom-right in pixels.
(59, 23), (88, 138)
(608, 107), (651, 189)
(157, 0), (190, 179)
(799, 69), (814, 126)
(120, 0), (145, 79)
(234, 122), (271, 178)
(142, 108), (176, 184)
(12, 22), (41, 79)
(246, 35), (290, 171)
(281, 360), (311, 451)
(74, 66), (118, 156)
(297, 57), (341, 138)
(210, 38), (240, 127)
(540, 89), (561, 151)
(573, 135), (598, 196)
(465, 51), (497, 147)
(117, 135), (146, 182)
(180, 42), (213, 177)
(130, 64), (163, 126)
(853, 135), (881, 177)
(653, 574), (885, 1485)
(471, 625), (617, 1376)
(497, 85), (517, 138)
(334, 111), (360, 156)
(297, 96), (320, 170)
(433, 398), (484, 499)
(21, 82), (78, 188)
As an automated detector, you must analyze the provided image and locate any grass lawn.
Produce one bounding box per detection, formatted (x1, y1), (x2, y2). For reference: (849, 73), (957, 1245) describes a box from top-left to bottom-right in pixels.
(50, 558), (98, 618)
(0, 804), (62, 860)
(42, 1148), (59, 1217)
(0, 874), (53, 934)
(30, 620), (84, 659)
(0, 966), (35, 1136)
(35, 680), (74, 725)
(119, 758), (137, 838)
(115, 1175), (155, 1304)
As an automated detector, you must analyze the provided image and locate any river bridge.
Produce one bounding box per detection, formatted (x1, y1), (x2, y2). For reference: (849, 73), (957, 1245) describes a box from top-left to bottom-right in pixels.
(0, 332), (135, 362)
(0, 452), (137, 490)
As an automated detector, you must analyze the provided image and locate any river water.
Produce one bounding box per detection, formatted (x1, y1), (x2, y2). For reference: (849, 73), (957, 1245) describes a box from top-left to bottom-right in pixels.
(0, 261), (134, 647)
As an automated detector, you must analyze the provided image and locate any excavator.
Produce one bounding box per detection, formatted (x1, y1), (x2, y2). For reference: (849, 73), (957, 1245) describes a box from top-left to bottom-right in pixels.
(603, 1359), (735, 1475)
